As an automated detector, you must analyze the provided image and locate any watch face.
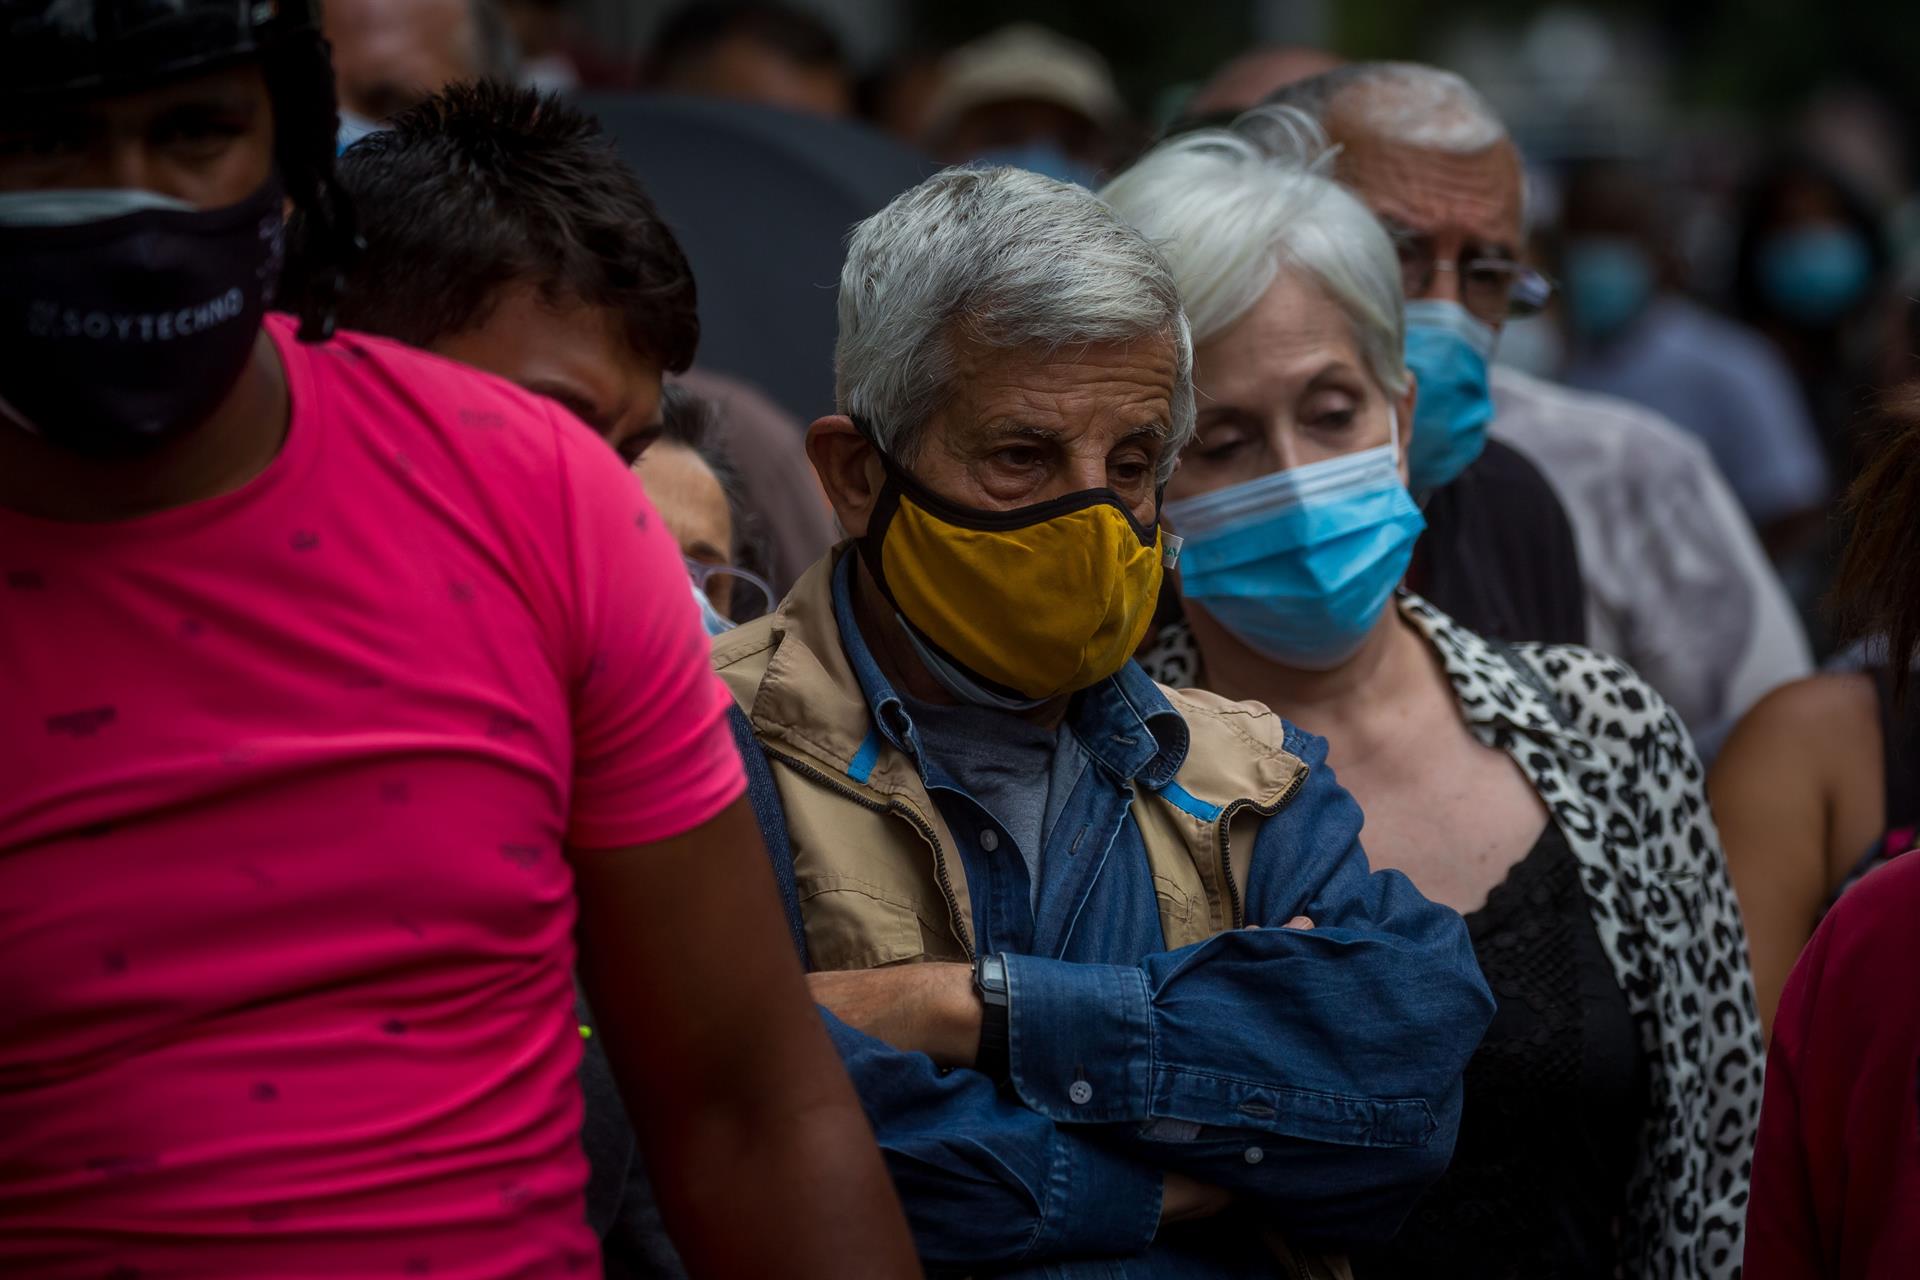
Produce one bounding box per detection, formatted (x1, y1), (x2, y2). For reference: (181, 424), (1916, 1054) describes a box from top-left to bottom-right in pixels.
(976, 954), (1010, 997)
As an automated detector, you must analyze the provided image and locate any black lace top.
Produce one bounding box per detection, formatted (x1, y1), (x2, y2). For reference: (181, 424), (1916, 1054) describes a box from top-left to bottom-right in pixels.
(1353, 819), (1649, 1280)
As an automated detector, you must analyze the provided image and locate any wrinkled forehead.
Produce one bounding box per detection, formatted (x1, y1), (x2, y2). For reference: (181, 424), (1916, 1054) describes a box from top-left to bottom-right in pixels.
(1328, 122), (1525, 253)
(937, 333), (1179, 442)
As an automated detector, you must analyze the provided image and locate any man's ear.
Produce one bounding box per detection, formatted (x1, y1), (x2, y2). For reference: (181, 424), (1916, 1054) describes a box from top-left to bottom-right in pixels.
(1394, 372), (1419, 488)
(807, 415), (885, 539)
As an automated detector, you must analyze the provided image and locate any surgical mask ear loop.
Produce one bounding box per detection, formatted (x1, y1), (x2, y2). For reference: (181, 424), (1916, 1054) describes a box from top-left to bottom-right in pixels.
(1388, 405), (1403, 469)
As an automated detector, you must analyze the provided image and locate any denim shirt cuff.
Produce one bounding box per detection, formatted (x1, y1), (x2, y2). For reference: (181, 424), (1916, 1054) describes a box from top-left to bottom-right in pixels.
(1027, 1122), (1164, 1259)
(1004, 953), (1153, 1124)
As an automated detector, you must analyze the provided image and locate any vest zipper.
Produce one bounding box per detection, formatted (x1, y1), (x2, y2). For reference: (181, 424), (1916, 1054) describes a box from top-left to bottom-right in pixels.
(1216, 765), (1309, 929)
(766, 751), (976, 962)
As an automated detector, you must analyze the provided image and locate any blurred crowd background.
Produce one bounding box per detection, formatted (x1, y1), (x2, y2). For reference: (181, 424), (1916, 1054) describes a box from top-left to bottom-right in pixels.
(427, 0), (1920, 652)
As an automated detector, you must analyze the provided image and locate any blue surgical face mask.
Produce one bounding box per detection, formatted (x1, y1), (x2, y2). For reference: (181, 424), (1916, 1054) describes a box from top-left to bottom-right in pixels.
(972, 141), (1100, 189)
(1403, 299), (1497, 494)
(692, 580), (735, 636)
(337, 109), (382, 156)
(1759, 224), (1872, 327)
(1562, 235), (1655, 341)
(1166, 412), (1426, 670)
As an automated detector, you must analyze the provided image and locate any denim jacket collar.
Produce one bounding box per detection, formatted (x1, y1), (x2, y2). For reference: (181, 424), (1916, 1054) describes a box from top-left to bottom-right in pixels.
(830, 549), (1189, 791)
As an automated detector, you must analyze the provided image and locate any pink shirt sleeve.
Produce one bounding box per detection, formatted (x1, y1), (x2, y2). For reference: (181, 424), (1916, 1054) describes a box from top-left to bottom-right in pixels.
(550, 408), (745, 849)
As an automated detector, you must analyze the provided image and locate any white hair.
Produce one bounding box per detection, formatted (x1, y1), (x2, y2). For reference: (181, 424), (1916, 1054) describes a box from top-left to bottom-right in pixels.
(1101, 106), (1410, 396)
(1267, 62), (1508, 155)
(835, 165), (1196, 480)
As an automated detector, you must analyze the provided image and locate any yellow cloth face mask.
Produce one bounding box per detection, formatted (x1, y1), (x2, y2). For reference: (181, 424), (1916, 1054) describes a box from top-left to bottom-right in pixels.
(856, 440), (1168, 703)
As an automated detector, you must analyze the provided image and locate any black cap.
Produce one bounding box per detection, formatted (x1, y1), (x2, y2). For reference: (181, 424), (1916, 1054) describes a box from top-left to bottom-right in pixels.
(1, 0), (322, 100)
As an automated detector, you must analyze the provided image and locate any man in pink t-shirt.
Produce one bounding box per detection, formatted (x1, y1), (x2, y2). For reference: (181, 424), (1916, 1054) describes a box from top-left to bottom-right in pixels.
(0, 5), (916, 1278)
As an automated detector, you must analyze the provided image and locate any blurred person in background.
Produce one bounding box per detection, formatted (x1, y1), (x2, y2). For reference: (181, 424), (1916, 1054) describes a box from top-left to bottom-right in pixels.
(1733, 151), (1893, 477)
(1182, 44), (1344, 119)
(501, 0), (580, 93)
(503, 0), (637, 91)
(855, 47), (945, 144)
(720, 162), (1493, 1277)
(1107, 109), (1762, 1280)
(1743, 382), (1920, 1279)
(1712, 372), (1920, 1037)
(1269, 63), (1811, 758)
(0, 5), (918, 1277)
(324, 0), (516, 148)
(1558, 159), (1831, 553)
(640, 0), (851, 118)
(1713, 619), (1920, 1038)
(920, 23), (1128, 187)
(636, 385), (776, 625)
(673, 366), (835, 594)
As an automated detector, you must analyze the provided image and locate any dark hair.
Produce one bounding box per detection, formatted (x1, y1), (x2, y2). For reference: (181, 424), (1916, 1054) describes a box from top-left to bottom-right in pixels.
(643, 1), (846, 82)
(655, 384), (766, 580)
(1731, 149), (1889, 331)
(265, 32), (361, 343)
(291, 80), (698, 372)
(1834, 381), (1920, 700)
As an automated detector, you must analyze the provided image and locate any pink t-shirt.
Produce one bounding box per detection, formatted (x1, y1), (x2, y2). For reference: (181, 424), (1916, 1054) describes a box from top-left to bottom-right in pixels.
(0, 316), (745, 1277)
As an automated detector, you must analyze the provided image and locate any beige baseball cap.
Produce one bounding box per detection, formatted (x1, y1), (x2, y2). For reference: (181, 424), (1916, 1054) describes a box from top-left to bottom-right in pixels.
(923, 23), (1126, 140)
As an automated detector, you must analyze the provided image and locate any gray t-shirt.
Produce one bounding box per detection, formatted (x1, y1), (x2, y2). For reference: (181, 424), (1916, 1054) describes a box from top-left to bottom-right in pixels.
(1489, 363), (1812, 758)
(905, 695), (1089, 905)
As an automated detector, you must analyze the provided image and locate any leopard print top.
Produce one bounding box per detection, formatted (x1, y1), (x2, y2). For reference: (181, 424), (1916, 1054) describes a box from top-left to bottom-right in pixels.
(1138, 595), (1765, 1279)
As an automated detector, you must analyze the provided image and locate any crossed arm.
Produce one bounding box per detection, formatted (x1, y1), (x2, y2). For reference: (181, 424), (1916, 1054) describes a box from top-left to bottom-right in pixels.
(809, 745), (1495, 1268)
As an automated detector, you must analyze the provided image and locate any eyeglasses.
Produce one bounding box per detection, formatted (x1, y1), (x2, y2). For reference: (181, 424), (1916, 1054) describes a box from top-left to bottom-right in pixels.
(685, 556), (776, 623)
(1391, 238), (1556, 325)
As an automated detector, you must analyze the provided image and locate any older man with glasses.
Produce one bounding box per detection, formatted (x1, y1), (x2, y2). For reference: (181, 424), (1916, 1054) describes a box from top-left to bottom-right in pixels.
(1268, 63), (1810, 756)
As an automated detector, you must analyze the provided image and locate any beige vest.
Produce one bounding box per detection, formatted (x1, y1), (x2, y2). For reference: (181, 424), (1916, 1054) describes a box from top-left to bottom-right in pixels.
(713, 555), (1309, 968)
(713, 553), (1352, 1279)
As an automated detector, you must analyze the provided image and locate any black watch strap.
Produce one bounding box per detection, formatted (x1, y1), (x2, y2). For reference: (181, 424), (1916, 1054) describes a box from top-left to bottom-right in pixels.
(973, 952), (1011, 1084)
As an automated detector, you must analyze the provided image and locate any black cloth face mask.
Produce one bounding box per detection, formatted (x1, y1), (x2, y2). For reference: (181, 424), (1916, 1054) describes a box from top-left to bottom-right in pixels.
(0, 176), (285, 457)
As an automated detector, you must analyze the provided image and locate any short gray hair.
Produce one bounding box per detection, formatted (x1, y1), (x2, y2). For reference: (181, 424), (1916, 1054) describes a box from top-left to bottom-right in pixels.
(835, 165), (1196, 480)
(1265, 62), (1508, 154)
(1102, 107), (1409, 396)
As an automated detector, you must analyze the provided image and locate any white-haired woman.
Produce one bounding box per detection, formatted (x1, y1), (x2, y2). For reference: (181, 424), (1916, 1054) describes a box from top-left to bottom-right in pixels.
(1103, 111), (1763, 1280)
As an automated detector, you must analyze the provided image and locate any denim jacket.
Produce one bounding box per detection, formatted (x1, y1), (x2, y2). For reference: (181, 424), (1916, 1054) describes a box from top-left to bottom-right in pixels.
(711, 552), (1494, 1277)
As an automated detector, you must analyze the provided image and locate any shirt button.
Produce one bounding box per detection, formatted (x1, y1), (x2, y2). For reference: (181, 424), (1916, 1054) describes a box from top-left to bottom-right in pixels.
(1243, 1146), (1264, 1165)
(979, 829), (1000, 852)
(1068, 1080), (1094, 1106)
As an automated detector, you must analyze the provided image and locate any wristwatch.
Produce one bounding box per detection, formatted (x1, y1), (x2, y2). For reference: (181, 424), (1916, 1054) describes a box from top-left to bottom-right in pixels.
(973, 952), (1012, 1084)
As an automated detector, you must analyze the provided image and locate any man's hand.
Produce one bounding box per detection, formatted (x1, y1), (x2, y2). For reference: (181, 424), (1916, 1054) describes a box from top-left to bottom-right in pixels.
(1160, 1173), (1234, 1225)
(810, 963), (982, 1069)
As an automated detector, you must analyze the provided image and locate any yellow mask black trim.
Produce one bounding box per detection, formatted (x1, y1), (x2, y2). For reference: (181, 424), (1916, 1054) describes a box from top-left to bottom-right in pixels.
(854, 421), (1166, 703)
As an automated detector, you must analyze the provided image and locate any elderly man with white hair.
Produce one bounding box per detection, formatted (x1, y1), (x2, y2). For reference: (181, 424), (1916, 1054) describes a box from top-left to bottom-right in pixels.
(711, 164), (1492, 1277)
(1265, 62), (1812, 757)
